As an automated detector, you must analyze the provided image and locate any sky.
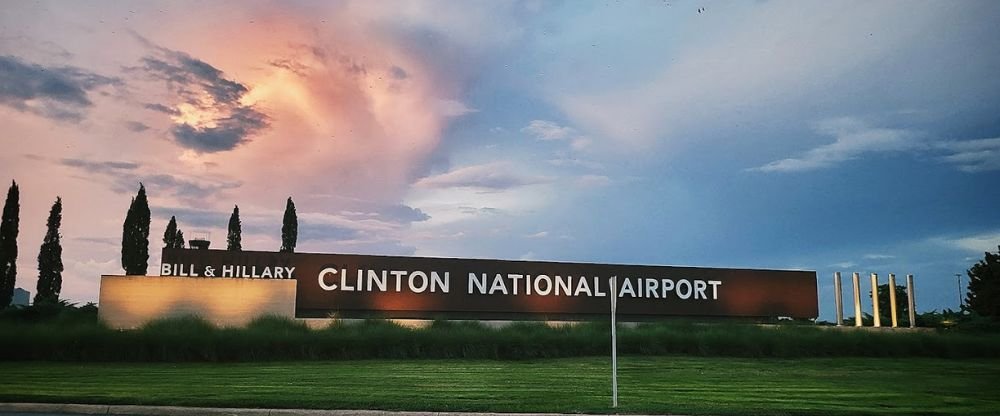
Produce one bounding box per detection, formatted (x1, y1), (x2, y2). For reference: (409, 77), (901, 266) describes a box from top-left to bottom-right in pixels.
(1, 0), (999, 322)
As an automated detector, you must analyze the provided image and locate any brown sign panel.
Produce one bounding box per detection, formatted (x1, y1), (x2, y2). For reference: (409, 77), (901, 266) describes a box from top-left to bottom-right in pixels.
(160, 248), (818, 320)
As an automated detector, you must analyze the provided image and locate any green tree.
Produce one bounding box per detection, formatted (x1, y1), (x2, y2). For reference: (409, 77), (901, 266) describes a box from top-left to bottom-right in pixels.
(35, 197), (63, 304)
(121, 183), (150, 275)
(227, 205), (241, 251)
(871, 283), (909, 326)
(0, 181), (19, 307)
(966, 245), (1000, 319)
(162, 216), (185, 249)
(280, 197), (297, 253)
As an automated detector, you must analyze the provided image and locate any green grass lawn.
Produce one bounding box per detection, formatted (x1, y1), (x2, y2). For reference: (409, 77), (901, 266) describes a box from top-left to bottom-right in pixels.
(1, 357), (998, 415)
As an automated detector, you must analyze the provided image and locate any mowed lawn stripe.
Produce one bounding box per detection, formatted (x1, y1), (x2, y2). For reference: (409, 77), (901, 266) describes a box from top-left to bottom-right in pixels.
(0, 357), (998, 415)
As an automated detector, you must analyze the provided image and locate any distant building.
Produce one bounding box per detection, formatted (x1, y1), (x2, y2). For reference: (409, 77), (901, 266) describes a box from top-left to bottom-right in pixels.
(12, 288), (29, 306)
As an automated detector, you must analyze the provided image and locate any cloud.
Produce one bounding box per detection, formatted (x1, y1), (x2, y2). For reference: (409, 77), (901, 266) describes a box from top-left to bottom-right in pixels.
(169, 107), (269, 152)
(526, 231), (549, 238)
(751, 118), (920, 172)
(60, 158), (241, 203)
(124, 121), (150, 132)
(140, 174), (242, 201)
(60, 158), (140, 174)
(72, 237), (118, 246)
(863, 254), (896, 260)
(938, 137), (1000, 173)
(150, 206), (229, 229)
(575, 174), (611, 188)
(458, 206), (501, 216)
(434, 99), (477, 117)
(940, 231), (1000, 254)
(522, 120), (575, 141)
(377, 204), (431, 223)
(0, 55), (119, 122)
(143, 102), (179, 115)
(414, 162), (549, 190)
(134, 49), (268, 152)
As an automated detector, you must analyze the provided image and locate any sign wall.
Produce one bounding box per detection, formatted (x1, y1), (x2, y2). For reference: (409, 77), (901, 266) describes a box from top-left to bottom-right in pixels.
(160, 248), (818, 319)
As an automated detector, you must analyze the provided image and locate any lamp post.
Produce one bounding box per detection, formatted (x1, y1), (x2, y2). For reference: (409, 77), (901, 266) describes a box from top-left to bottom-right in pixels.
(955, 273), (963, 310)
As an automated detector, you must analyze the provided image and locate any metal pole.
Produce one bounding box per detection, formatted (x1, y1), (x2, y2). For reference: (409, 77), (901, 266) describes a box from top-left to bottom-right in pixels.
(888, 273), (898, 328)
(871, 273), (881, 328)
(907, 274), (916, 328)
(610, 275), (618, 408)
(852, 272), (863, 327)
(834, 272), (844, 326)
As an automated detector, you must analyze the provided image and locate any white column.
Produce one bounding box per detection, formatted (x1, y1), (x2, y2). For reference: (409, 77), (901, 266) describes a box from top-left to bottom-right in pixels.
(871, 273), (881, 328)
(907, 274), (916, 328)
(888, 273), (898, 328)
(852, 272), (862, 327)
(834, 272), (844, 326)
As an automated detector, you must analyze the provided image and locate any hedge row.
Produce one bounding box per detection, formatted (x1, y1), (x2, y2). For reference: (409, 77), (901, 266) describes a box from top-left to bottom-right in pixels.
(1, 314), (997, 362)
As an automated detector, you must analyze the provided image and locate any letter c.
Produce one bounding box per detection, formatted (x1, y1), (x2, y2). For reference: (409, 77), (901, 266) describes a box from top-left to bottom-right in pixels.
(318, 268), (339, 291)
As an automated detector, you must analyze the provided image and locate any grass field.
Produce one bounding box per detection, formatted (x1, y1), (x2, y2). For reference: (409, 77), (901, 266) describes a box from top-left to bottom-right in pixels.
(1, 357), (998, 415)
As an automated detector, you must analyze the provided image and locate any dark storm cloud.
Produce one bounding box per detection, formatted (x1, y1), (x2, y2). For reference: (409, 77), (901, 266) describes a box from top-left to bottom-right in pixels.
(0, 55), (120, 122)
(131, 49), (268, 152)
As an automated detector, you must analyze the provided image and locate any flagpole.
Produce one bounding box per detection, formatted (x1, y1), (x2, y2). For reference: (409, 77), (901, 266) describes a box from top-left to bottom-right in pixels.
(611, 275), (618, 408)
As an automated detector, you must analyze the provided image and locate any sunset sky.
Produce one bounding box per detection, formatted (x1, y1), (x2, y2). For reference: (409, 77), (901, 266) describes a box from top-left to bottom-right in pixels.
(2, 0), (999, 321)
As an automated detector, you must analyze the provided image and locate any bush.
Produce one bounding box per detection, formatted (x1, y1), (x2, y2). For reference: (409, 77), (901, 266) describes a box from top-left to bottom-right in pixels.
(2, 304), (999, 362)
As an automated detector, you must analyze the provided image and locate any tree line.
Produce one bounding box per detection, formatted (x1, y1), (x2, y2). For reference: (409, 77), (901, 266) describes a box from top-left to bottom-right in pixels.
(120, 183), (298, 275)
(1, 181), (63, 307)
(1, 180), (998, 318)
(1, 181), (298, 307)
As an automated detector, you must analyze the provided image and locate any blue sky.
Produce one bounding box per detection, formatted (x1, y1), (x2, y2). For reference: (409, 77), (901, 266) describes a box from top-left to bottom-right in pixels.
(1, 0), (998, 320)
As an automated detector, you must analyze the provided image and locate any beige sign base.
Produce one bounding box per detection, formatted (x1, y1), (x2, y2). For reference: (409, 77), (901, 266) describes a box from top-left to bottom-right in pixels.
(98, 275), (297, 329)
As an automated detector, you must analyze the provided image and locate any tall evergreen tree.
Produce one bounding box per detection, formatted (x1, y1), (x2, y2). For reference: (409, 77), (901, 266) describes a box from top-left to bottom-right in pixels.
(280, 197), (297, 253)
(966, 245), (1000, 319)
(0, 181), (19, 307)
(121, 196), (134, 271)
(35, 197), (63, 304)
(227, 205), (242, 251)
(163, 216), (178, 248)
(162, 216), (185, 249)
(121, 184), (150, 275)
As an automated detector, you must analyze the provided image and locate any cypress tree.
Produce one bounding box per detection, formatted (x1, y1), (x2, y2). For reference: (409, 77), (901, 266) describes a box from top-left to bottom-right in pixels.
(175, 229), (185, 249)
(121, 196), (135, 273)
(121, 184), (150, 275)
(35, 197), (63, 304)
(227, 205), (241, 251)
(163, 216), (178, 248)
(0, 181), (19, 307)
(280, 197), (297, 253)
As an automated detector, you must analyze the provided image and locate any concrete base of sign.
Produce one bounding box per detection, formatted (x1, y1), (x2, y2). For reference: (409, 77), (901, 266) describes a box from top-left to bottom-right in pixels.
(98, 275), (296, 329)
